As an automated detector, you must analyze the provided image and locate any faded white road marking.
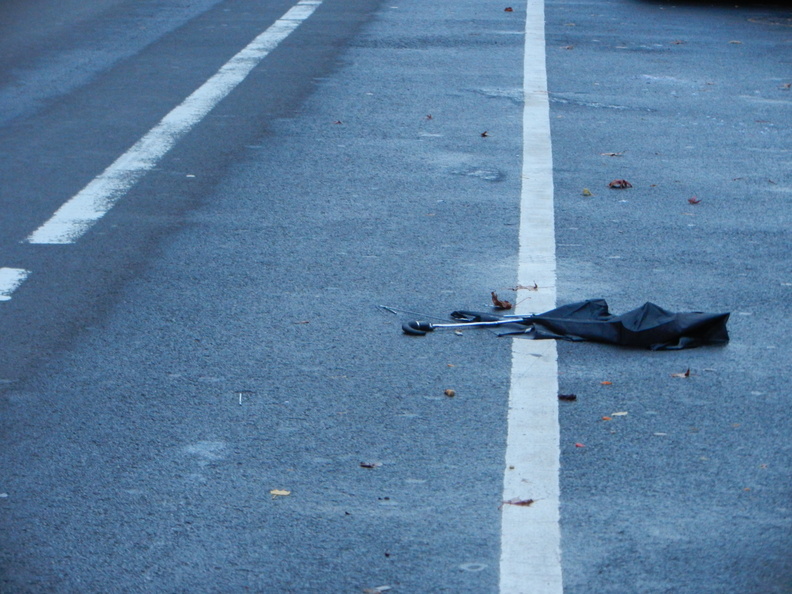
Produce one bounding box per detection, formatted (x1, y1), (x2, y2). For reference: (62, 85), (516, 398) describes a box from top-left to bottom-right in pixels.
(499, 0), (562, 592)
(26, 0), (323, 245)
(0, 268), (31, 301)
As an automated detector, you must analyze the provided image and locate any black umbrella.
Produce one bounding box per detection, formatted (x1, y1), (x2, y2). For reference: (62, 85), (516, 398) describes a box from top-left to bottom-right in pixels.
(405, 299), (729, 350)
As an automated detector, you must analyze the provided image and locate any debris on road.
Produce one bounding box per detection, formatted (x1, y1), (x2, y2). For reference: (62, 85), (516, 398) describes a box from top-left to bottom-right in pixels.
(401, 299), (730, 350)
(491, 291), (513, 310)
(270, 489), (291, 498)
(608, 179), (633, 189)
(558, 393), (577, 401)
(444, 389), (456, 397)
(502, 498), (535, 507)
(671, 368), (692, 378)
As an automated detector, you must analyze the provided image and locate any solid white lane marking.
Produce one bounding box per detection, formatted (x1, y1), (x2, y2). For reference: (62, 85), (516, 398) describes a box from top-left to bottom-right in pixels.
(500, 0), (562, 592)
(0, 268), (31, 301)
(26, 0), (324, 245)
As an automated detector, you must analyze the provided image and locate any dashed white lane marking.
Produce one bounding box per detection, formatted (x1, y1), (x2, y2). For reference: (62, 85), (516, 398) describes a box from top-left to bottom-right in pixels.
(26, 0), (324, 245)
(499, 0), (562, 592)
(0, 268), (31, 301)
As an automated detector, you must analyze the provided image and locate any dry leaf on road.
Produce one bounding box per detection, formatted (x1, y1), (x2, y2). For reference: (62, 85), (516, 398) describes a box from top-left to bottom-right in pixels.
(608, 179), (633, 189)
(491, 291), (513, 310)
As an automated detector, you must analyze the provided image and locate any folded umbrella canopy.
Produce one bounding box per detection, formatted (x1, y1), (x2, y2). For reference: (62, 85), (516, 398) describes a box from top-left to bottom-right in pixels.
(445, 299), (730, 350)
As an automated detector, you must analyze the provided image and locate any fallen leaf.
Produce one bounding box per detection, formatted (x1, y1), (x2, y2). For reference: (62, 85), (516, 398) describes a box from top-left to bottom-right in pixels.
(444, 389), (456, 397)
(513, 283), (538, 291)
(558, 394), (577, 401)
(360, 462), (382, 469)
(671, 368), (691, 378)
(502, 498), (535, 507)
(504, 6), (514, 11)
(582, 188), (593, 196)
(608, 179), (633, 189)
(601, 416), (612, 421)
(688, 196), (702, 204)
(481, 131), (489, 137)
(601, 381), (613, 386)
(611, 411), (628, 416)
(270, 489), (291, 498)
(491, 291), (513, 310)
(575, 442), (586, 448)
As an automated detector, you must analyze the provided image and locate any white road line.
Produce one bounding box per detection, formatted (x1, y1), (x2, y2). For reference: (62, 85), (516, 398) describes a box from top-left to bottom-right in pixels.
(499, 0), (562, 592)
(26, 0), (323, 245)
(0, 268), (31, 301)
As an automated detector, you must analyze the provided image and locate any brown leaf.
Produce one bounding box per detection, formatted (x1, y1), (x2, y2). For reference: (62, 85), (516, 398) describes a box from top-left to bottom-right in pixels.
(444, 389), (456, 397)
(601, 381), (613, 386)
(504, 7), (514, 11)
(503, 497), (534, 507)
(671, 368), (691, 378)
(491, 291), (513, 310)
(608, 179), (633, 189)
(688, 196), (702, 204)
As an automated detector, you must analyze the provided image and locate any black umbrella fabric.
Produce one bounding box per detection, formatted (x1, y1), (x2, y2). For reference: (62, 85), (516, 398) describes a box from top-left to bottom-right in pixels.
(448, 299), (729, 350)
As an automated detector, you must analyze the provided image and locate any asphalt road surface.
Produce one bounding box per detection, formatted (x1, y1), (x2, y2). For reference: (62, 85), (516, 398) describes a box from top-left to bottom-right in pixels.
(1, 0), (790, 592)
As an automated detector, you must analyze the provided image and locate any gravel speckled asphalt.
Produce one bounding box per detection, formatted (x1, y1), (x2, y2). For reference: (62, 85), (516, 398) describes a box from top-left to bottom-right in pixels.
(548, 1), (791, 591)
(0, 0), (789, 591)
